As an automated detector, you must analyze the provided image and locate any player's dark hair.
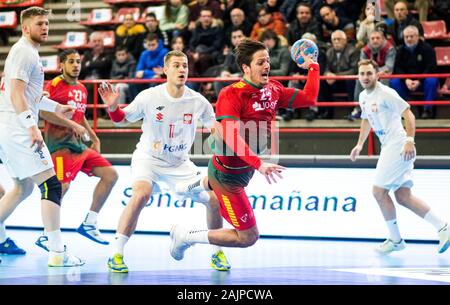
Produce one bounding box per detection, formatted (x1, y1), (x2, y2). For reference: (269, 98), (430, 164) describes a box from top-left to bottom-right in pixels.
(235, 39), (267, 73)
(59, 49), (79, 63)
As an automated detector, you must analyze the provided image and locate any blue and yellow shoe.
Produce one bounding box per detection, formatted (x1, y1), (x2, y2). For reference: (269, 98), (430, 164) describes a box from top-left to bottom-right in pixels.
(0, 238), (26, 255)
(211, 250), (231, 271)
(108, 253), (128, 273)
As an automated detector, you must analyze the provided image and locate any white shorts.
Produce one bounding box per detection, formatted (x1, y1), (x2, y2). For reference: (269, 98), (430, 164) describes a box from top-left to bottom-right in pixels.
(0, 112), (53, 180)
(374, 141), (414, 191)
(131, 150), (203, 197)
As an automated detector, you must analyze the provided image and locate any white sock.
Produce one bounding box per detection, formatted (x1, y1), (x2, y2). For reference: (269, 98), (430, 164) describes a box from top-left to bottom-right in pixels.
(111, 233), (129, 256)
(47, 229), (64, 252)
(185, 179), (207, 193)
(0, 222), (7, 243)
(84, 211), (98, 224)
(185, 229), (210, 244)
(386, 219), (402, 243)
(424, 210), (446, 231)
(211, 245), (222, 255)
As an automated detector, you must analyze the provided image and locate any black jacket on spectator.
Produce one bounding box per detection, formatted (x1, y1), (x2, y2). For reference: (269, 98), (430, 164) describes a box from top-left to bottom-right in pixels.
(223, 20), (253, 46)
(390, 14), (424, 46)
(287, 18), (323, 45)
(189, 24), (224, 55)
(110, 55), (136, 80)
(80, 50), (114, 80)
(393, 40), (436, 76)
(116, 33), (145, 63)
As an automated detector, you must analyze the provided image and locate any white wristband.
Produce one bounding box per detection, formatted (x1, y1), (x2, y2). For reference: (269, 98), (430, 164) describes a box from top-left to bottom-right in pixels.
(39, 96), (59, 112)
(18, 110), (37, 129)
(405, 136), (415, 143)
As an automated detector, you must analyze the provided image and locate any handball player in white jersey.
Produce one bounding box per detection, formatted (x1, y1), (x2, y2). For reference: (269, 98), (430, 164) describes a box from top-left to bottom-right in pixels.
(0, 7), (83, 266)
(99, 50), (231, 272)
(350, 59), (450, 255)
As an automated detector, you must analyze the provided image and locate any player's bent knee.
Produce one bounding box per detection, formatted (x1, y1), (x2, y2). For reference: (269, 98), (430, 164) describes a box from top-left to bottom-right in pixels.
(132, 191), (151, 207)
(394, 192), (410, 206)
(238, 228), (259, 247)
(38, 176), (62, 206)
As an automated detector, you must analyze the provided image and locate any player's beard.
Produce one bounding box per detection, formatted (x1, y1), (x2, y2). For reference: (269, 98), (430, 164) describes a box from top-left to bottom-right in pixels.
(30, 31), (47, 44)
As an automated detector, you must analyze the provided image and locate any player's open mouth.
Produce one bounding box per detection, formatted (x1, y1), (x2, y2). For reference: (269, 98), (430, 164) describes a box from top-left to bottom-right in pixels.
(262, 72), (269, 77)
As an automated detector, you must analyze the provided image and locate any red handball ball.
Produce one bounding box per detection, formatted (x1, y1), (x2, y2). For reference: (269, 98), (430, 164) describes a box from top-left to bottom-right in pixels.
(290, 39), (318, 65)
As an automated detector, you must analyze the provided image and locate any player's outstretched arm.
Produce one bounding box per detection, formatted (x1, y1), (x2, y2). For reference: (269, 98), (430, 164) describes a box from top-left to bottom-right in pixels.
(258, 162), (286, 185)
(98, 82), (119, 111)
(350, 119), (371, 162)
(98, 82), (127, 125)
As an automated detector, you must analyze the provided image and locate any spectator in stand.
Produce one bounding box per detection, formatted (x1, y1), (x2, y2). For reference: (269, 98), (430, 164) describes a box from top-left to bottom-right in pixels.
(223, 8), (253, 46)
(312, 0), (354, 22)
(110, 46), (137, 104)
(115, 13), (146, 61)
(188, 0), (222, 32)
(287, 2), (323, 46)
(263, 0), (285, 22)
(189, 8), (224, 60)
(348, 29), (396, 121)
(80, 32), (113, 80)
(322, 30), (359, 119)
(144, 12), (169, 48)
(250, 5), (287, 41)
(389, 0), (423, 46)
(319, 5), (355, 44)
(355, 1), (376, 49)
(221, 0), (257, 27)
(213, 27), (246, 97)
(430, 0), (450, 30)
(260, 29), (290, 79)
(391, 25), (439, 119)
(136, 33), (169, 87)
(384, 0), (429, 22)
(159, 0), (189, 42)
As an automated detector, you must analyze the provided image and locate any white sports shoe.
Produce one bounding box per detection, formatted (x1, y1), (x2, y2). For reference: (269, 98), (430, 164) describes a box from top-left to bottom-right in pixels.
(77, 222), (109, 245)
(374, 239), (406, 255)
(48, 247), (85, 267)
(170, 224), (191, 261)
(438, 224), (450, 254)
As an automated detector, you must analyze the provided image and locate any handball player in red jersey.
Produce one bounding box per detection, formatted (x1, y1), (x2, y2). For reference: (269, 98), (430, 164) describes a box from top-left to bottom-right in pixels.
(35, 49), (118, 250)
(170, 39), (320, 261)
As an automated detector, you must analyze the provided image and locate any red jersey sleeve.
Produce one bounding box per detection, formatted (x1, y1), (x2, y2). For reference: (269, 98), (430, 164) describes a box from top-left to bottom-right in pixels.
(215, 86), (262, 170)
(278, 62), (320, 109)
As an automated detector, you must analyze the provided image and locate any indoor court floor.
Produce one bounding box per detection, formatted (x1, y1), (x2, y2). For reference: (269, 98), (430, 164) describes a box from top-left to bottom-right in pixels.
(0, 229), (449, 285)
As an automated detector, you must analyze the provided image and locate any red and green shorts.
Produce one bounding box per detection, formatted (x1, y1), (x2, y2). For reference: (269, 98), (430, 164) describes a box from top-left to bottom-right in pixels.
(208, 157), (256, 230)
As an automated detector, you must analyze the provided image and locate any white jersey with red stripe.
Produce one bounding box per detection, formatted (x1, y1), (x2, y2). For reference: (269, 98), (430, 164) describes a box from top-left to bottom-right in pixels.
(0, 37), (44, 121)
(123, 83), (215, 167)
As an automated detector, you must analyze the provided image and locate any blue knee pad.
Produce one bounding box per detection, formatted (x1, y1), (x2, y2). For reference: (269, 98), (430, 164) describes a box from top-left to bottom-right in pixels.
(38, 176), (62, 206)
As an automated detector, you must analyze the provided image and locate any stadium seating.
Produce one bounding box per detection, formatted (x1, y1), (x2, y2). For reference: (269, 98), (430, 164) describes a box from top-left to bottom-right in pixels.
(0, 11), (17, 29)
(0, 0), (43, 8)
(54, 32), (88, 50)
(113, 7), (140, 24)
(103, 0), (163, 4)
(80, 8), (113, 26)
(138, 5), (165, 22)
(421, 20), (450, 40)
(435, 47), (450, 66)
(40, 55), (60, 74)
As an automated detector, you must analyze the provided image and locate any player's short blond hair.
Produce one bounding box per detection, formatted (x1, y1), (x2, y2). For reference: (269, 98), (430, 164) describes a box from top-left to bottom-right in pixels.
(20, 6), (50, 24)
(164, 50), (187, 67)
(358, 59), (379, 72)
